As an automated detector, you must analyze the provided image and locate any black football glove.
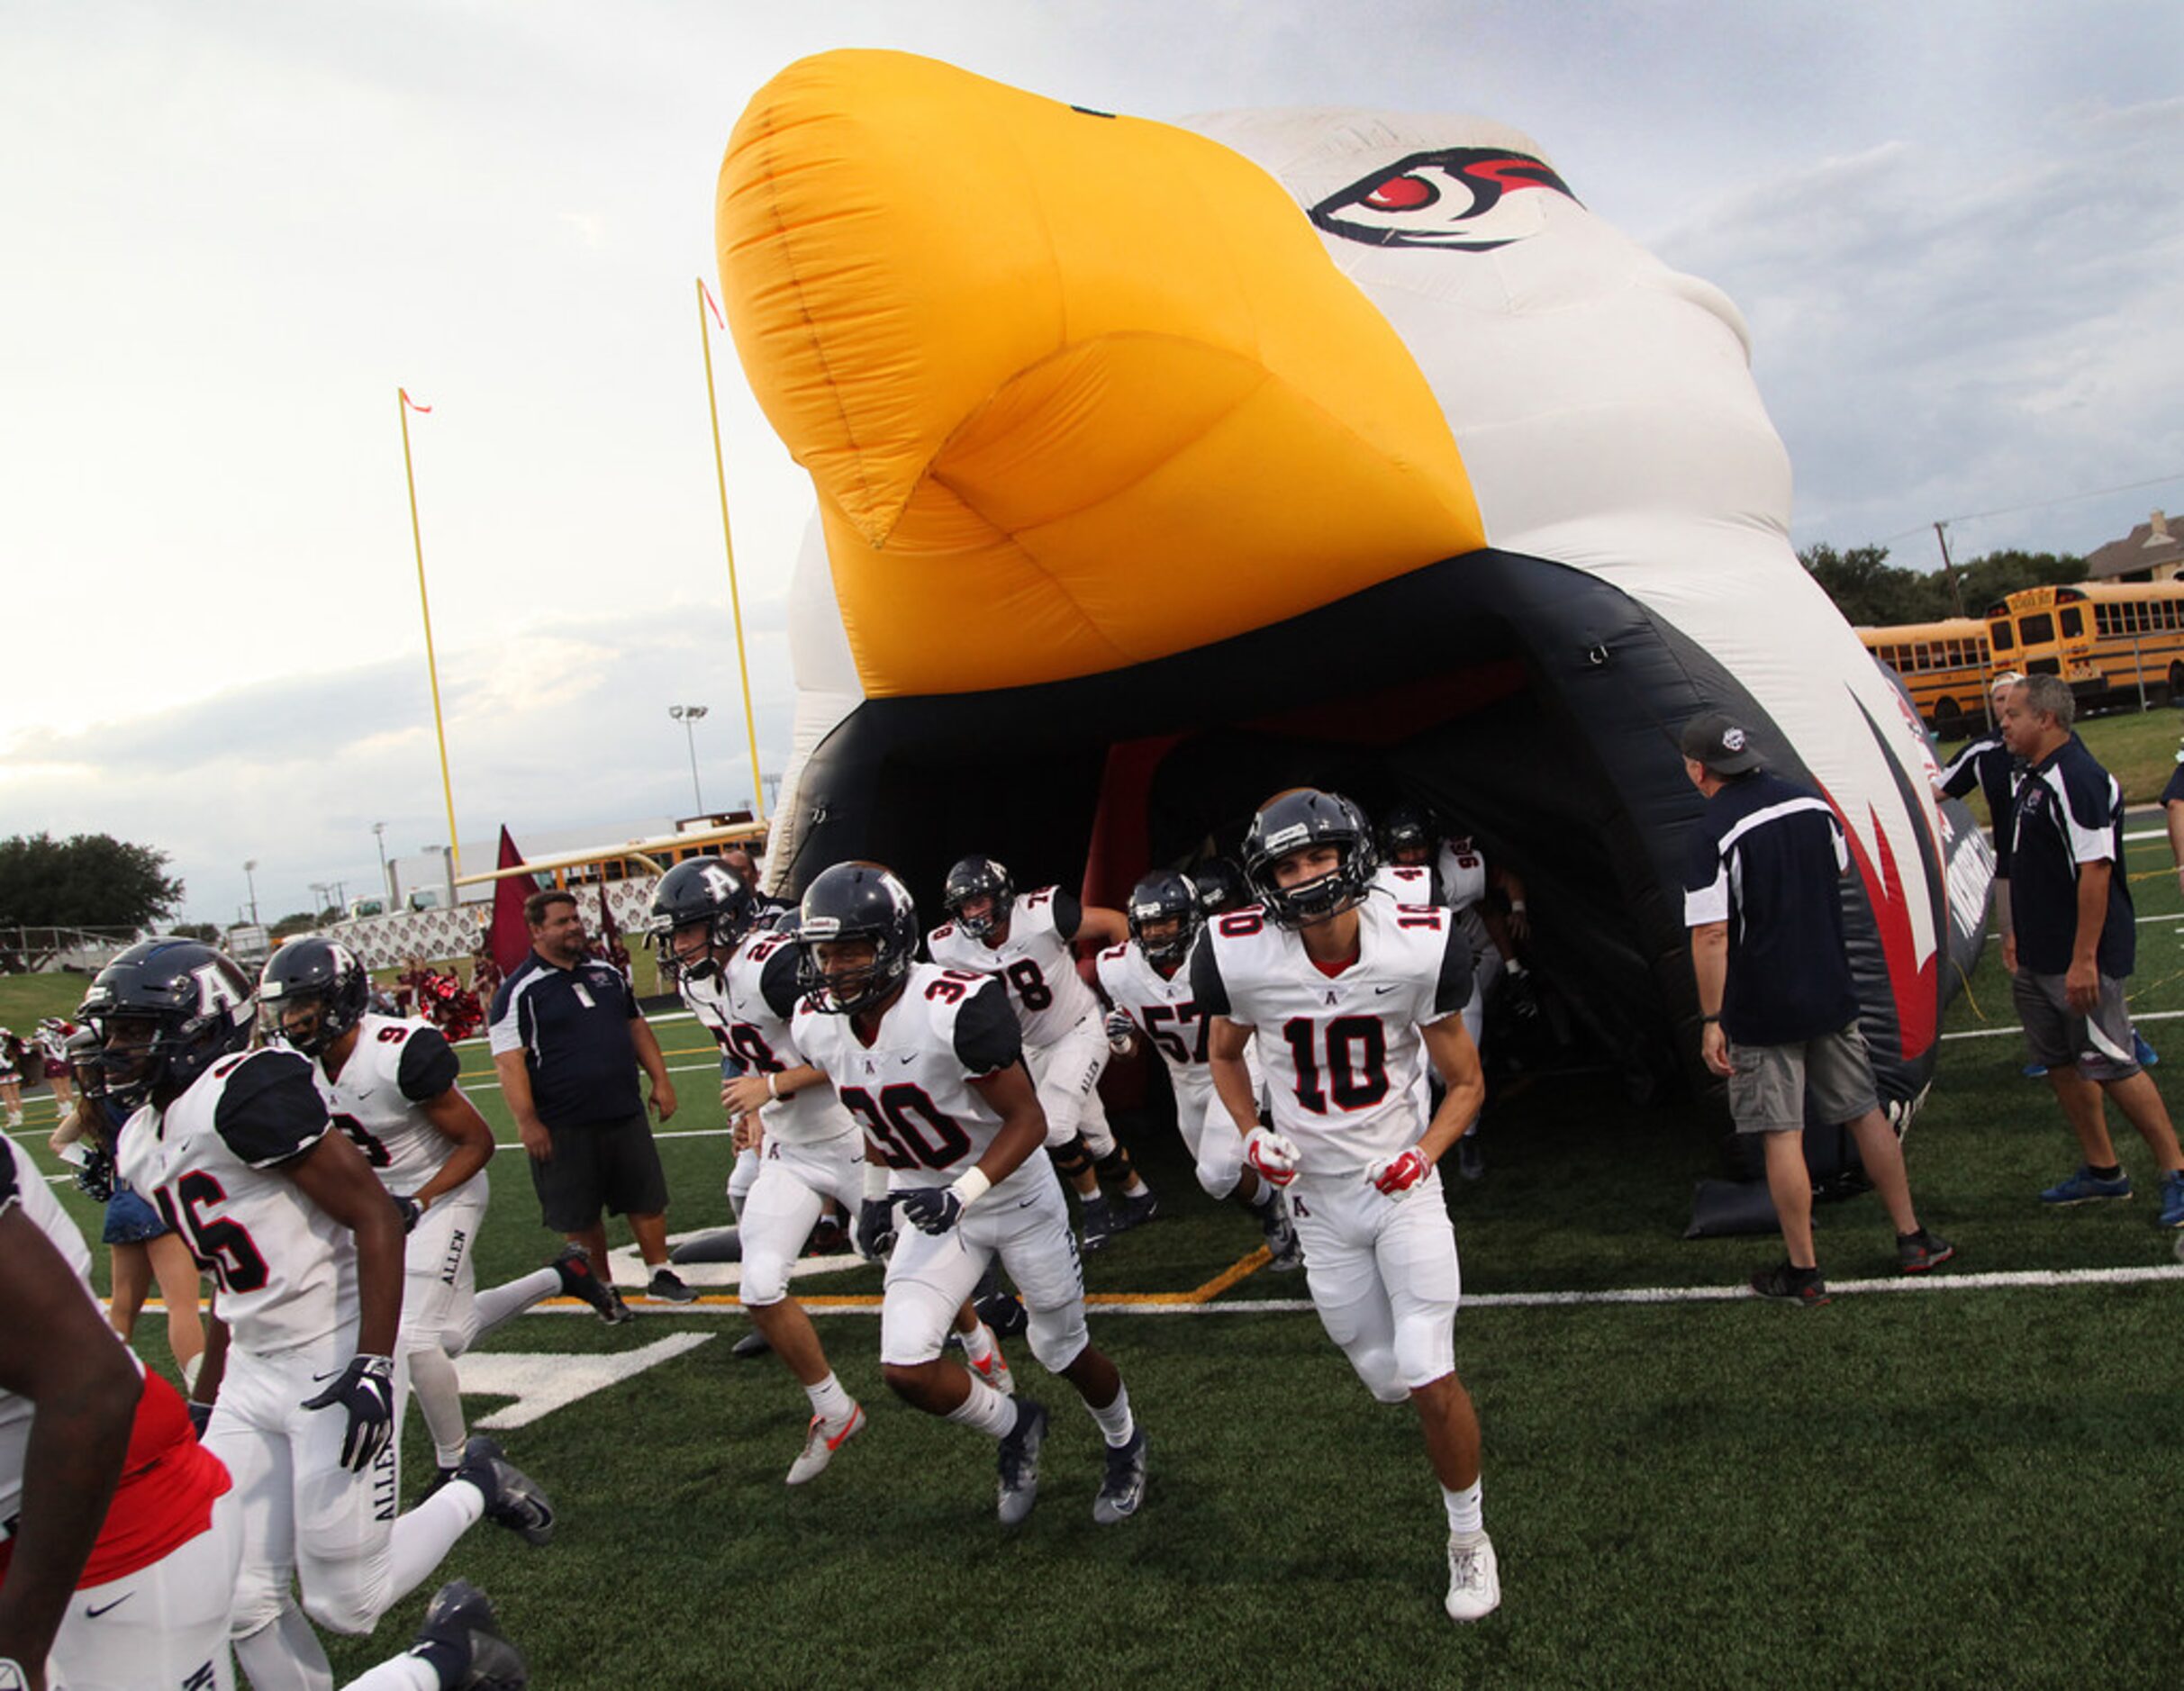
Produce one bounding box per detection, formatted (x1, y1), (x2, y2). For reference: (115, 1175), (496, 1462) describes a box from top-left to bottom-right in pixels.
(71, 1142), (116, 1204)
(856, 1196), (898, 1260)
(898, 1186), (965, 1236)
(392, 1194), (423, 1234)
(300, 1354), (397, 1472)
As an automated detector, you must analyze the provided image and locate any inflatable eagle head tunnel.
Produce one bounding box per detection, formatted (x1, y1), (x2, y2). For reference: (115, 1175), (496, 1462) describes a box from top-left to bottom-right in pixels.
(715, 50), (1990, 1109)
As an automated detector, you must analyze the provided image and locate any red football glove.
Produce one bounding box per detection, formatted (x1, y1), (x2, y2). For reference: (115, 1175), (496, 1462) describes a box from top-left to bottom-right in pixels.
(1367, 1148), (1429, 1198)
(1244, 1126), (1301, 1188)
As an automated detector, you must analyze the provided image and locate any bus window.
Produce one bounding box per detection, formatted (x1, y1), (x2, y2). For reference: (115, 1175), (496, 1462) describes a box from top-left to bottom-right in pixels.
(2020, 612), (2054, 646)
(1989, 620), (2015, 652)
(2059, 607), (2084, 638)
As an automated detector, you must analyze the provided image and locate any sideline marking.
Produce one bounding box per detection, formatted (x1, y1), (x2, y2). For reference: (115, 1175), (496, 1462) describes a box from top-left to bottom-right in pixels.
(456, 1332), (712, 1427)
(1943, 1006), (2184, 1042)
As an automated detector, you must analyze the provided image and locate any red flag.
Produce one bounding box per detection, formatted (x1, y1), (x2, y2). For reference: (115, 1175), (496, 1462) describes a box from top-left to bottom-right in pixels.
(700, 280), (725, 331)
(487, 827), (535, 975)
(400, 387), (433, 414)
(595, 873), (622, 958)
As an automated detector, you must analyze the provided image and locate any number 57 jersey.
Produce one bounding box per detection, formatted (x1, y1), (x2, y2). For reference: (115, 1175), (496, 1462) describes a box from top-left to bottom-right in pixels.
(117, 1046), (358, 1354)
(1190, 899), (1473, 1175)
(793, 963), (1047, 1198)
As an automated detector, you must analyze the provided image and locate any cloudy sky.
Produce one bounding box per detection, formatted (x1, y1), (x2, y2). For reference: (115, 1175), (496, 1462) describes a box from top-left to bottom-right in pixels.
(5, 1), (2179, 924)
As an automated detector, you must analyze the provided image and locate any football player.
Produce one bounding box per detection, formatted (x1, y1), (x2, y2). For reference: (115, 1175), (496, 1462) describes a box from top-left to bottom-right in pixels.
(1195, 791), (1500, 1622)
(86, 939), (555, 1689)
(259, 937), (619, 1486)
(793, 863), (1147, 1526)
(928, 856), (1155, 1251)
(1095, 871), (1298, 1268)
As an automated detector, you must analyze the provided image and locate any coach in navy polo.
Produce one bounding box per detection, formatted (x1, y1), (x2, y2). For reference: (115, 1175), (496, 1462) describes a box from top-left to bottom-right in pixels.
(1998, 675), (2184, 1227)
(1680, 711), (1953, 1306)
(490, 888), (696, 1317)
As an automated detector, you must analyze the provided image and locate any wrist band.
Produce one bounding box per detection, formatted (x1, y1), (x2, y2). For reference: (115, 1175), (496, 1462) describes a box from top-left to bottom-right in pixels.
(766, 1072), (779, 1100)
(1701, 1013), (1720, 1024)
(949, 1167), (993, 1208)
(862, 1162), (892, 1201)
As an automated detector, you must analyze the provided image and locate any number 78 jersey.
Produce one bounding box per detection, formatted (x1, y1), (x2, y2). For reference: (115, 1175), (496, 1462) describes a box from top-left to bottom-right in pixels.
(1190, 899), (1473, 1174)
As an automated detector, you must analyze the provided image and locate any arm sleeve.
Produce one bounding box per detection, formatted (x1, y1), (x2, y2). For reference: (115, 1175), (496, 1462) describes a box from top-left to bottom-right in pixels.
(953, 980), (1024, 1076)
(1047, 889), (1083, 942)
(213, 1051), (331, 1169)
(1432, 923), (1476, 1019)
(1188, 935), (1232, 1019)
(1682, 830), (1730, 927)
(394, 1026), (462, 1102)
(759, 943), (802, 1021)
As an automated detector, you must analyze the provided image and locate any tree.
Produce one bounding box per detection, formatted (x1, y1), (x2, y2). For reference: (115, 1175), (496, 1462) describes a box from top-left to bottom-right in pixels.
(0, 833), (184, 931)
(1952, 549), (2086, 616)
(1799, 544), (1931, 626)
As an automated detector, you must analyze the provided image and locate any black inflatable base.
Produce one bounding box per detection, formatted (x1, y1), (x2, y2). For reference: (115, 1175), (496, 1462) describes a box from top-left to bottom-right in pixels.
(670, 1227), (744, 1264)
(1683, 1179), (1784, 1239)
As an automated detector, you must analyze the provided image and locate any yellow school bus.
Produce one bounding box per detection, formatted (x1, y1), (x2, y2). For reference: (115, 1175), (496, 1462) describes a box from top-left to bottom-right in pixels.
(1982, 582), (2184, 708)
(1855, 619), (1994, 733)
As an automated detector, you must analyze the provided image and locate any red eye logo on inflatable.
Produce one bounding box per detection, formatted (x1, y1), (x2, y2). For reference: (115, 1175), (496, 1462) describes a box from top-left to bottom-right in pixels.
(1309, 149), (1578, 250)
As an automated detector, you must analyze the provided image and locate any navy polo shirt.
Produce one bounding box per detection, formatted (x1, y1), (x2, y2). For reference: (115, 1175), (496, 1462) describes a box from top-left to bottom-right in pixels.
(1682, 771), (1861, 1046)
(2008, 735), (2134, 979)
(2161, 755), (2184, 809)
(489, 952), (644, 1128)
(1937, 734), (2021, 876)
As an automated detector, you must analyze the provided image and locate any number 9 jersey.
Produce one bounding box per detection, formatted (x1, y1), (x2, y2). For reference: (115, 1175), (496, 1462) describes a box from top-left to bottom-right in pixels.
(312, 1013), (468, 1194)
(1191, 899), (1473, 1174)
(117, 1046), (358, 1353)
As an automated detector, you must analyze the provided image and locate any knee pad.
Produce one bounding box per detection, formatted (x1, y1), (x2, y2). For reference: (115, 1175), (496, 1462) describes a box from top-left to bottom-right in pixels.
(301, 1575), (385, 1638)
(228, 1576), (290, 1642)
(727, 1148), (762, 1203)
(1081, 1118), (1119, 1161)
(1092, 1144), (1133, 1182)
(1198, 1164), (1240, 1202)
(1049, 1135), (1094, 1180)
(1351, 1342), (1410, 1406)
(739, 1246), (793, 1308)
(1025, 1301), (1089, 1374)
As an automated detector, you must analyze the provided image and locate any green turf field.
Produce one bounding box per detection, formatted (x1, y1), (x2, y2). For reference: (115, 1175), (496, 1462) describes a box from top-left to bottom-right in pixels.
(5, 815), (2183, 1686)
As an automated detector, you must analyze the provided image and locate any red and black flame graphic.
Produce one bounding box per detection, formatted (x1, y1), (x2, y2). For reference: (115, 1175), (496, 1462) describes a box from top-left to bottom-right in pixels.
(1309, 148), (1579, 250)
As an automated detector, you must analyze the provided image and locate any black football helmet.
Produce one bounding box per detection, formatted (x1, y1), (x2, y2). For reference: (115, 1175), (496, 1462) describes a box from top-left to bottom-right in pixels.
(1127, 872), (1202, 970)
(1379, 800), (1437, 865)
(258, 937), (372, 1058)
(1242, 788), (1377, 929)
(1189, 857), (1250, 917)
(941, 856), (1014, 940)
(795, 862), (920, 1016)
(647, 857), (757, 984)
(77, 938), (256, 1109)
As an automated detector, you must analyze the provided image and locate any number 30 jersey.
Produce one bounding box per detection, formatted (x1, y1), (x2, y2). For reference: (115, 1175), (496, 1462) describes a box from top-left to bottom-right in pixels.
(308, 1013), (467, 1196)
(927, 887), (1097, 1048)
(793, 963), (1044, 1197)
(117, 1047), (358, 1354)
(1191, 899), (1473, 1173)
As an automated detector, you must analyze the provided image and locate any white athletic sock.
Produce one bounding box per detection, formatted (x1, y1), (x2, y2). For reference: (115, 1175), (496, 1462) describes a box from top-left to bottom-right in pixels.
(407, 1343), (470, 1470)
(470, 1266), (562, 1340)
(1123, 1177), (1149, 1197)
(386, 1478), (486, 1605)
(945, 1375), (1020, 1440)
(341, 1657), (440, 1691)
(1087, 1379), (1135, 1448)
(805, 1370), (856, 1424)
(959, 1321), (997, 1367)
(233, 1597), (334, 1691)
(1443, 1478), (1484, 1537)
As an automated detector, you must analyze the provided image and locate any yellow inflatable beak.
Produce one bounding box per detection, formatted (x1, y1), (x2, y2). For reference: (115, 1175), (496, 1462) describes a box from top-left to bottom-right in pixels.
(719, 50), (1483, 698)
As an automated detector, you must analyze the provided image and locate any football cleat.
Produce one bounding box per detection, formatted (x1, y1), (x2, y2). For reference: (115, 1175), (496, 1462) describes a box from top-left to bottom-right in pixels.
(786, 1403), (865, 1486)
(1896, 1228), (1957, 1273)
(968, 1339), (1015, 1397)
(731, 1327), (774, 1359)
(1116, 1188), (1161, 1231)
(456, 1436), (557, 1546)
(1444, 1531), (1501, 1623)
(1092, 1427), (1147, 1525)
(1080, 1197), (1116, 1253)
(413, 1579), (529, 1691)
(995, 1399), (1049, 1525)
(647, 1267), (700, 1304)
(550, 1244), (619, 1318)
(1749, 1261), (1830, 1308)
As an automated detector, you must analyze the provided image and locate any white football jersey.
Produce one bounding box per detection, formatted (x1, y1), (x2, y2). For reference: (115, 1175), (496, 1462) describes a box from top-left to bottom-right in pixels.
(305, 1013), (469, 1196)
(793, 962), (1045, 1197)
(1378, 861), (1491, 958)
(1192, 897), (1472, 1172)
(118, 1047), (358, 1354)
(928, 887), (1098, 1047)
(0, 1135), (104, 1532)
(1436, 835), (1491, 912)
(718, 930), (855, 1146)
(1095, 940), (1216, 1084)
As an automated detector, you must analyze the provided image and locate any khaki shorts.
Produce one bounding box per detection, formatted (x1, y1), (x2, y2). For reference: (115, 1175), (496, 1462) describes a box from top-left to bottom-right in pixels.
(1726, 1022), (1881, 1135)
(2012, 969), (2140, 1082)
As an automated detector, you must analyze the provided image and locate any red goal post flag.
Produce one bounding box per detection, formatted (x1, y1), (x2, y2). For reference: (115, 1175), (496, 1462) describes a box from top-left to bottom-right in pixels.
(487, 827), (535, 976)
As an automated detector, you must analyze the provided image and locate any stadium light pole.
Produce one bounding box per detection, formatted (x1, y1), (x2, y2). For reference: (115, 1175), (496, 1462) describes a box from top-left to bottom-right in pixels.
(669, 704), (710, 815)
(372, 822), (390, 903)
(242, 860), (260, 928)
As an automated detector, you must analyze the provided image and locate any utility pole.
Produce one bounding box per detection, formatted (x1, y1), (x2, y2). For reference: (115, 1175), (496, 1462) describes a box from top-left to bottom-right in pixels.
(1933, 521), (1968, 619)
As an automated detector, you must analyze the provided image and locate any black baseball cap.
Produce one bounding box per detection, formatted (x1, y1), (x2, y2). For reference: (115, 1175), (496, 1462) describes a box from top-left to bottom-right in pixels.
(1679, 711), (1764, 775)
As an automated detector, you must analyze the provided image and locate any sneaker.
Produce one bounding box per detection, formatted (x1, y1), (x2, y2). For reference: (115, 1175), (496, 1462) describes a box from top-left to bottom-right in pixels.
(995, 1399), (1049, 1525)
(731, 1327), (773, 1359)
(2158, 1170), (2184, 1230)
(786, 1403), (865, 1486)
(2134, 1031), (2160, 1068)
(2022, 1062), (2049, 1079)
(455, 1436), (557, 1546)
(647, 1267), (700, 1304)
(550, 1244), (619, 1319)
(1092, 1427), (1147, 1525)
(1749, 1261), (1830, 1307)
(1897, 1227), (1956, 1273)
(1260, 1198), (1303, 1272)
(2040, 1165), (2133, 1206)
(967, 1339), (1015, 1397)
(1116, 1187), (1161, 1231)
(597, 1287), (635, 1326)
(1080, 1198), (1115, 1254)
(1456, 1134), (1485, 1182)
(1444, 1531), (1501, 1623)
(413, 1579), (529, 1691)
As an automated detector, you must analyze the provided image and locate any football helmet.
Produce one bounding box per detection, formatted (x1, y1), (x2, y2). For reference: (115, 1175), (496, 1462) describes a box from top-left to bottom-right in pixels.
(77, 939), (256, 1109)
(1188, 857), (1250, 917)
(1126, 871), (1202, 969)
(258, 937), (372, 1057)
(941, 856), (1014, 940)
(1378, 800), (1437, 866)
(1242, 789), (1377, 928)
(795, 862), (920, 1016)
(646, 857), (757, 984)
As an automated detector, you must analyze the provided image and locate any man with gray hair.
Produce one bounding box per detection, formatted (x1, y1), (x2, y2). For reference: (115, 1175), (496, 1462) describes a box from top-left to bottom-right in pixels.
(1998, 676), (2184, 1226)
